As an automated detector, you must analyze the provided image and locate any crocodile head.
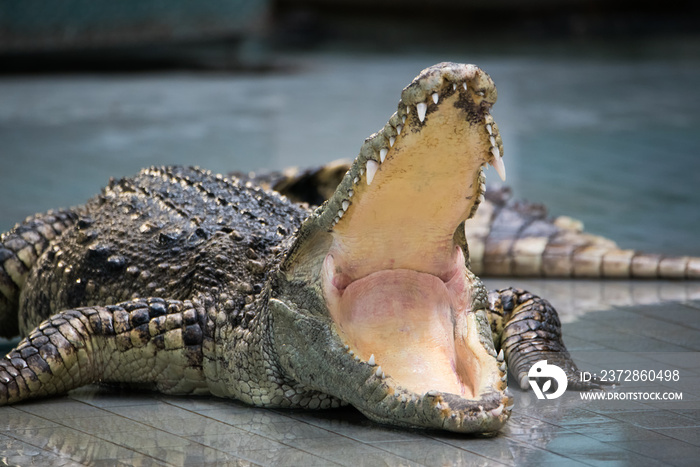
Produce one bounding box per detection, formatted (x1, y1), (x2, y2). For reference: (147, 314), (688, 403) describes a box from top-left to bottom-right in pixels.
(269, 63), (512, 433)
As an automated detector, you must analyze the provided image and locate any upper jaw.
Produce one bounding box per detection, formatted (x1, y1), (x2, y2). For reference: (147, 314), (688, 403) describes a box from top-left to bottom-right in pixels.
(319, 62), (505, 236)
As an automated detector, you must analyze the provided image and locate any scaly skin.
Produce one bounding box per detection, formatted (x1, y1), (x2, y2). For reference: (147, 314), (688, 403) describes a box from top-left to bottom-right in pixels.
(0, 63), (605, 434)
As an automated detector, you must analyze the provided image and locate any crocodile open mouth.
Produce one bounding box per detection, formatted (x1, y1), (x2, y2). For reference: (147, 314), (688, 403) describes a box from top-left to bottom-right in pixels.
(317, 63), (513, 431)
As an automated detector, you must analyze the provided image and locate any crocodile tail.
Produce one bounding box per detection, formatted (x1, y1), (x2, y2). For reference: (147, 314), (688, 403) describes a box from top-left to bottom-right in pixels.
(466, 188), (700, 279)
(0, 210), (78, 338)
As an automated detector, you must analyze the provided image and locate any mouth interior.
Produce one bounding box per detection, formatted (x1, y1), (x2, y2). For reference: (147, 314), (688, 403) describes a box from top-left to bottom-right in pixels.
(322, 89), (497, 399)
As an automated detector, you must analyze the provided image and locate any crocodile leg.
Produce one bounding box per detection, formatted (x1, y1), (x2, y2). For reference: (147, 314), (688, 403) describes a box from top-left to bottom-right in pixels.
(0, 210), (78, 338)
(0, 297), (211, 406)
(487, 287), (607, 392)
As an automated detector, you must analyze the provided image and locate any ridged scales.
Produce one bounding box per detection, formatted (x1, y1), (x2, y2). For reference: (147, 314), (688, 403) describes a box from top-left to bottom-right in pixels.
(15, 166), (308, 335)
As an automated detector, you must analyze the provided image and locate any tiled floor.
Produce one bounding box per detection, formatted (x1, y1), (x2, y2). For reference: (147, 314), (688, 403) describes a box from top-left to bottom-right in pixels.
(2, 284), (698, 466)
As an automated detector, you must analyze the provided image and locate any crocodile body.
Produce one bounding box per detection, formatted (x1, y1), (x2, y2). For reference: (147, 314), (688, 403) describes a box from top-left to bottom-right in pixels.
(0, 63), (654, 434)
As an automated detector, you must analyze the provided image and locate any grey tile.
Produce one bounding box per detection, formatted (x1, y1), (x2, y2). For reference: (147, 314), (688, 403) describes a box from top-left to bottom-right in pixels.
(93, 429), (188, 449)
(610, 438), (700, 461)
(285, 410), (421, 443)
(134, 441), (242, 465)
(0, 407), (61, 430)
(189, 430), (284, 452)
(137, 414), (244, 436)
(90, 458), (172, 467)
(370, 439), (504, 466)
(606, 410), (699, 429)
(277, 435), (421, 466)
(237, 420), (336, 442)
(59, 414), (153, 434)
(189, 460), (257, 467)
(104, 402), (195, 422)
(431, 435), (516, 466)
(1, 450), (77, 467)
(564, 421), (674, 443)
(0, 433), (45, 456)
(161, 395), (248, 411)
(8, 425), (98, 452)
(541, 431), (661, 464)
(197, 407), (295, 428)
(235, 446), (338, 467)
(16, 398), (108, 420)
(668, 458), (700, 467)
(651, 427), (700, 446)
(320, 448), (423, 467)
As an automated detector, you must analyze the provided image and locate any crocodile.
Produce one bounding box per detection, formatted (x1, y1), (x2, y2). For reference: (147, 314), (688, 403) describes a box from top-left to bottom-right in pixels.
(0, 62), (632, 434)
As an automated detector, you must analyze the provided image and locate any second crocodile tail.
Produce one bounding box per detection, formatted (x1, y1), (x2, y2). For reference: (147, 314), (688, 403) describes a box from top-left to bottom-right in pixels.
(467, 189), (700, 279)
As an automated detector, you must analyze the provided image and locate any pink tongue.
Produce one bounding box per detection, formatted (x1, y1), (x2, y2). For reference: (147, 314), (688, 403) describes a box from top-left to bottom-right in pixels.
(334, 269), (467, 395)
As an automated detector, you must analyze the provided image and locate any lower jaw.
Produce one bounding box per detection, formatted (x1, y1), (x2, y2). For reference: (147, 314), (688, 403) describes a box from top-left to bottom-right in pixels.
(325, 264), (484, 399)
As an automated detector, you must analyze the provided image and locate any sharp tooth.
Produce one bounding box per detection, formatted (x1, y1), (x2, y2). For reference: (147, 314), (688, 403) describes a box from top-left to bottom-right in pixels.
(401, 115), (406, 123)
(334, 216), (339, 224)
(353, 177), (359, 184)
(499, 362), (507, 373)
(478, 193), (485, 203)
(375, 366), (382, 377)
(435, 402), (443, 410)
(389, 137), (395, 147)
(489, 136), (496, 147)
(349, 350), (354, 356)
(337, 210), (344, 218)
(348, 189), (354, 198)
(396, 125), (402, 135)
(379, 148), (388, 163)
(406, 106), (410, 114)
(342, 200), (350, 211)
(453, 83), (457, 90)
(486, 124), (493, 135)
(480, 182), (486, 193)
(490, 404), (504, 417)
(344, 344), (349, 350)
(489, 148), (506, 182)
(354, 355), (360, 362)
(432, 92), (439, 104)
(463, 82), (467, 90)
(501, 373), (508, 382)
(416, 103), (427, 122)
(368, 354), (376, 366)
(504, 387), (513, 398)
(497, 349), (504, 362)
(505, 403), (515, 412)
(366, 161), (379, 185)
